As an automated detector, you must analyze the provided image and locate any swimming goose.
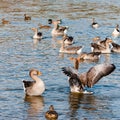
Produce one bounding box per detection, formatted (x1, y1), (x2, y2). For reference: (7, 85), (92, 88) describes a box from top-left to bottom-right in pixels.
(39, 23), (51, 29)
(91, 18), (99, 29)
(22, 69), (45, 96)
(78, 52), (101, 61)
(91, 38), (113, 53)
(59, 36), (83, 54)
(45, 105), (58, 120)
(51, 20), (68, 37)
(2, 18), (10, 24)
(62, 63), (115, 94)
(24, 14), (31, 20)
(57, 34), (74, 45)
(112, 24), (120, 37)
(31, 28), (42, 39)
(111, 42), (120, 53)
(48, 19), (62, 24)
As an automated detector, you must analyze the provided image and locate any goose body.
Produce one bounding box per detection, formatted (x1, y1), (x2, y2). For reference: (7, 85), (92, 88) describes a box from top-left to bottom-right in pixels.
(32, 28), (42, 39)
(24, 14), (31, 20)
(78, 52), (101, 61)
(45, 105), (58, 120)
(57, 35), (74, 45)
(91, 38), (113, 53)
(2, 18), (10, 24)
(22, 69), (45, 96)
(111, 42), (120, 53)
(112, 24), (120, 37)
(50, 20), (68, 37)
(59, 36), (83, 54)
(91, 18), (99, 29)
(62, 63), (115, 93)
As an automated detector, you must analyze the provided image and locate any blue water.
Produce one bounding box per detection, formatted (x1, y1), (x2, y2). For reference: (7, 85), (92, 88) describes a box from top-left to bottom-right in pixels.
(0, 0), (120, 120)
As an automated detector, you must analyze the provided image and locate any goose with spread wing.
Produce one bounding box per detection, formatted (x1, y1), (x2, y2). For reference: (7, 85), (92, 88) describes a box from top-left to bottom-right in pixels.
(62, 63), (115, 94)
(22, 69), (45, 96)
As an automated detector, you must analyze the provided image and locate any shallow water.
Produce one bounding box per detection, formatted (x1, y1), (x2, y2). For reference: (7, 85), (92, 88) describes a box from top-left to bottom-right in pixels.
(0, 0), (120, 120)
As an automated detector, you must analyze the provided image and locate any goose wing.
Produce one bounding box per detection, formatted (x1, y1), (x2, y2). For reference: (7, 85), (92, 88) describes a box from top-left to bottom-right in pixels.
(62, 67), (84, 92)
(84, 63), (115, 88)
(22, 80), (35, 88)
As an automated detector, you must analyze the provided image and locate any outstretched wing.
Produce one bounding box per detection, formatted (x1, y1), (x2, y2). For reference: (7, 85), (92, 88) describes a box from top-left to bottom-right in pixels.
(85, 63), (116, 87)
(62, 67), (84, 92)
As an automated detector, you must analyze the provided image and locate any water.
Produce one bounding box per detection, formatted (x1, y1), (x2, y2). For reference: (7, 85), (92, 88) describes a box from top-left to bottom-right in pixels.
(0, 0), (120, 120)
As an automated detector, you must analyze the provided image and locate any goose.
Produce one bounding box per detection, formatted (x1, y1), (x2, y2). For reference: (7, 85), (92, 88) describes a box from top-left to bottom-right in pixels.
(45, 105), (58, 120)
(78, 52), (101, 61)
(57, 34), (74, 45)
(112, 24), (120, 37)
(111, 42), (120, 53)
(39, 23), (51, 29)
(31, 28), (42, 39)
(59, 36), (83, 54)
(2, 18), (10, 24)
(22, 69), (45, 96)
(24, 14), (31, 20)
(91, 18), (99, 29)
(48, 19), (62, 24)
(50, 20), (68, 37)
(62, 63), (115, 94)
(91, 38), (113, 53)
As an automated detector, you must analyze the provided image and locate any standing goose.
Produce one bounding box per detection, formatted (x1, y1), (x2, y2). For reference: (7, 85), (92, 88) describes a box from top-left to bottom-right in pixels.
(111, 42), (120, 53)
(45, 105), (58, 120)
(59, 36), (83, 54)
(22, 69), (45, 96)
(62, 63), (115, 94)
(91, 18), (99, 29)
(31, 28), (42, 39)
(112, 24), (120, 37)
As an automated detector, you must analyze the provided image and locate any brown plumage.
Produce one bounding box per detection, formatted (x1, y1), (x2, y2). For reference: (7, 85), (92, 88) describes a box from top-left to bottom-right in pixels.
(62, 63), (115, 93)
(2, 18), (10, 24)
(45, 105), (58, 120)
(22, 69), (45, 96)
(24, 14), (31, 20)
(59, 36), (83, 54)
(91, 38), (113, 53)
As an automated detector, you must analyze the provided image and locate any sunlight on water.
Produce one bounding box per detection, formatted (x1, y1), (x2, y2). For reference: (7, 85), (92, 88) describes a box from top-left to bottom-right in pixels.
(0, 0), (120, 120)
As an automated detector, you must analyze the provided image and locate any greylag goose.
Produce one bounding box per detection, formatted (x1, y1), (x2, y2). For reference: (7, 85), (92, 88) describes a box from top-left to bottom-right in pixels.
(45, 105), (58, 120)
(111, 42), (120, 53)
(59, 36), (83, 54)
(91, 18), (99, 29)
(22, 69), (45, 96)
(24, 14), (31, 20)
(31, 28), (42, 39)
(78, 52), (101, 61)
(62, 63), (115, 94)
(112, 24), (120, 37)
(51, 20), (68, 37)
(57, 34), (74, 45)
(91, 38), (113, 53)
(2, 18), (10, 24)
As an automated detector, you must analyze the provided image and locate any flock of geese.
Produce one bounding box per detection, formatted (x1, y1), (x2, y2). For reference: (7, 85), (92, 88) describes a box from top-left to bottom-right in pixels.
(3, 15), (120, 119)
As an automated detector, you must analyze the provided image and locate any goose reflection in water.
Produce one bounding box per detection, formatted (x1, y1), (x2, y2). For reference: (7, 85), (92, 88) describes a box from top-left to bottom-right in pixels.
(24, 95), (44, 118)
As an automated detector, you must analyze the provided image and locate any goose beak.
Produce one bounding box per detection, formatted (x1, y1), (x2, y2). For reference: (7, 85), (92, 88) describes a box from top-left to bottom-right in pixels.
(38, 71), (42, 76)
